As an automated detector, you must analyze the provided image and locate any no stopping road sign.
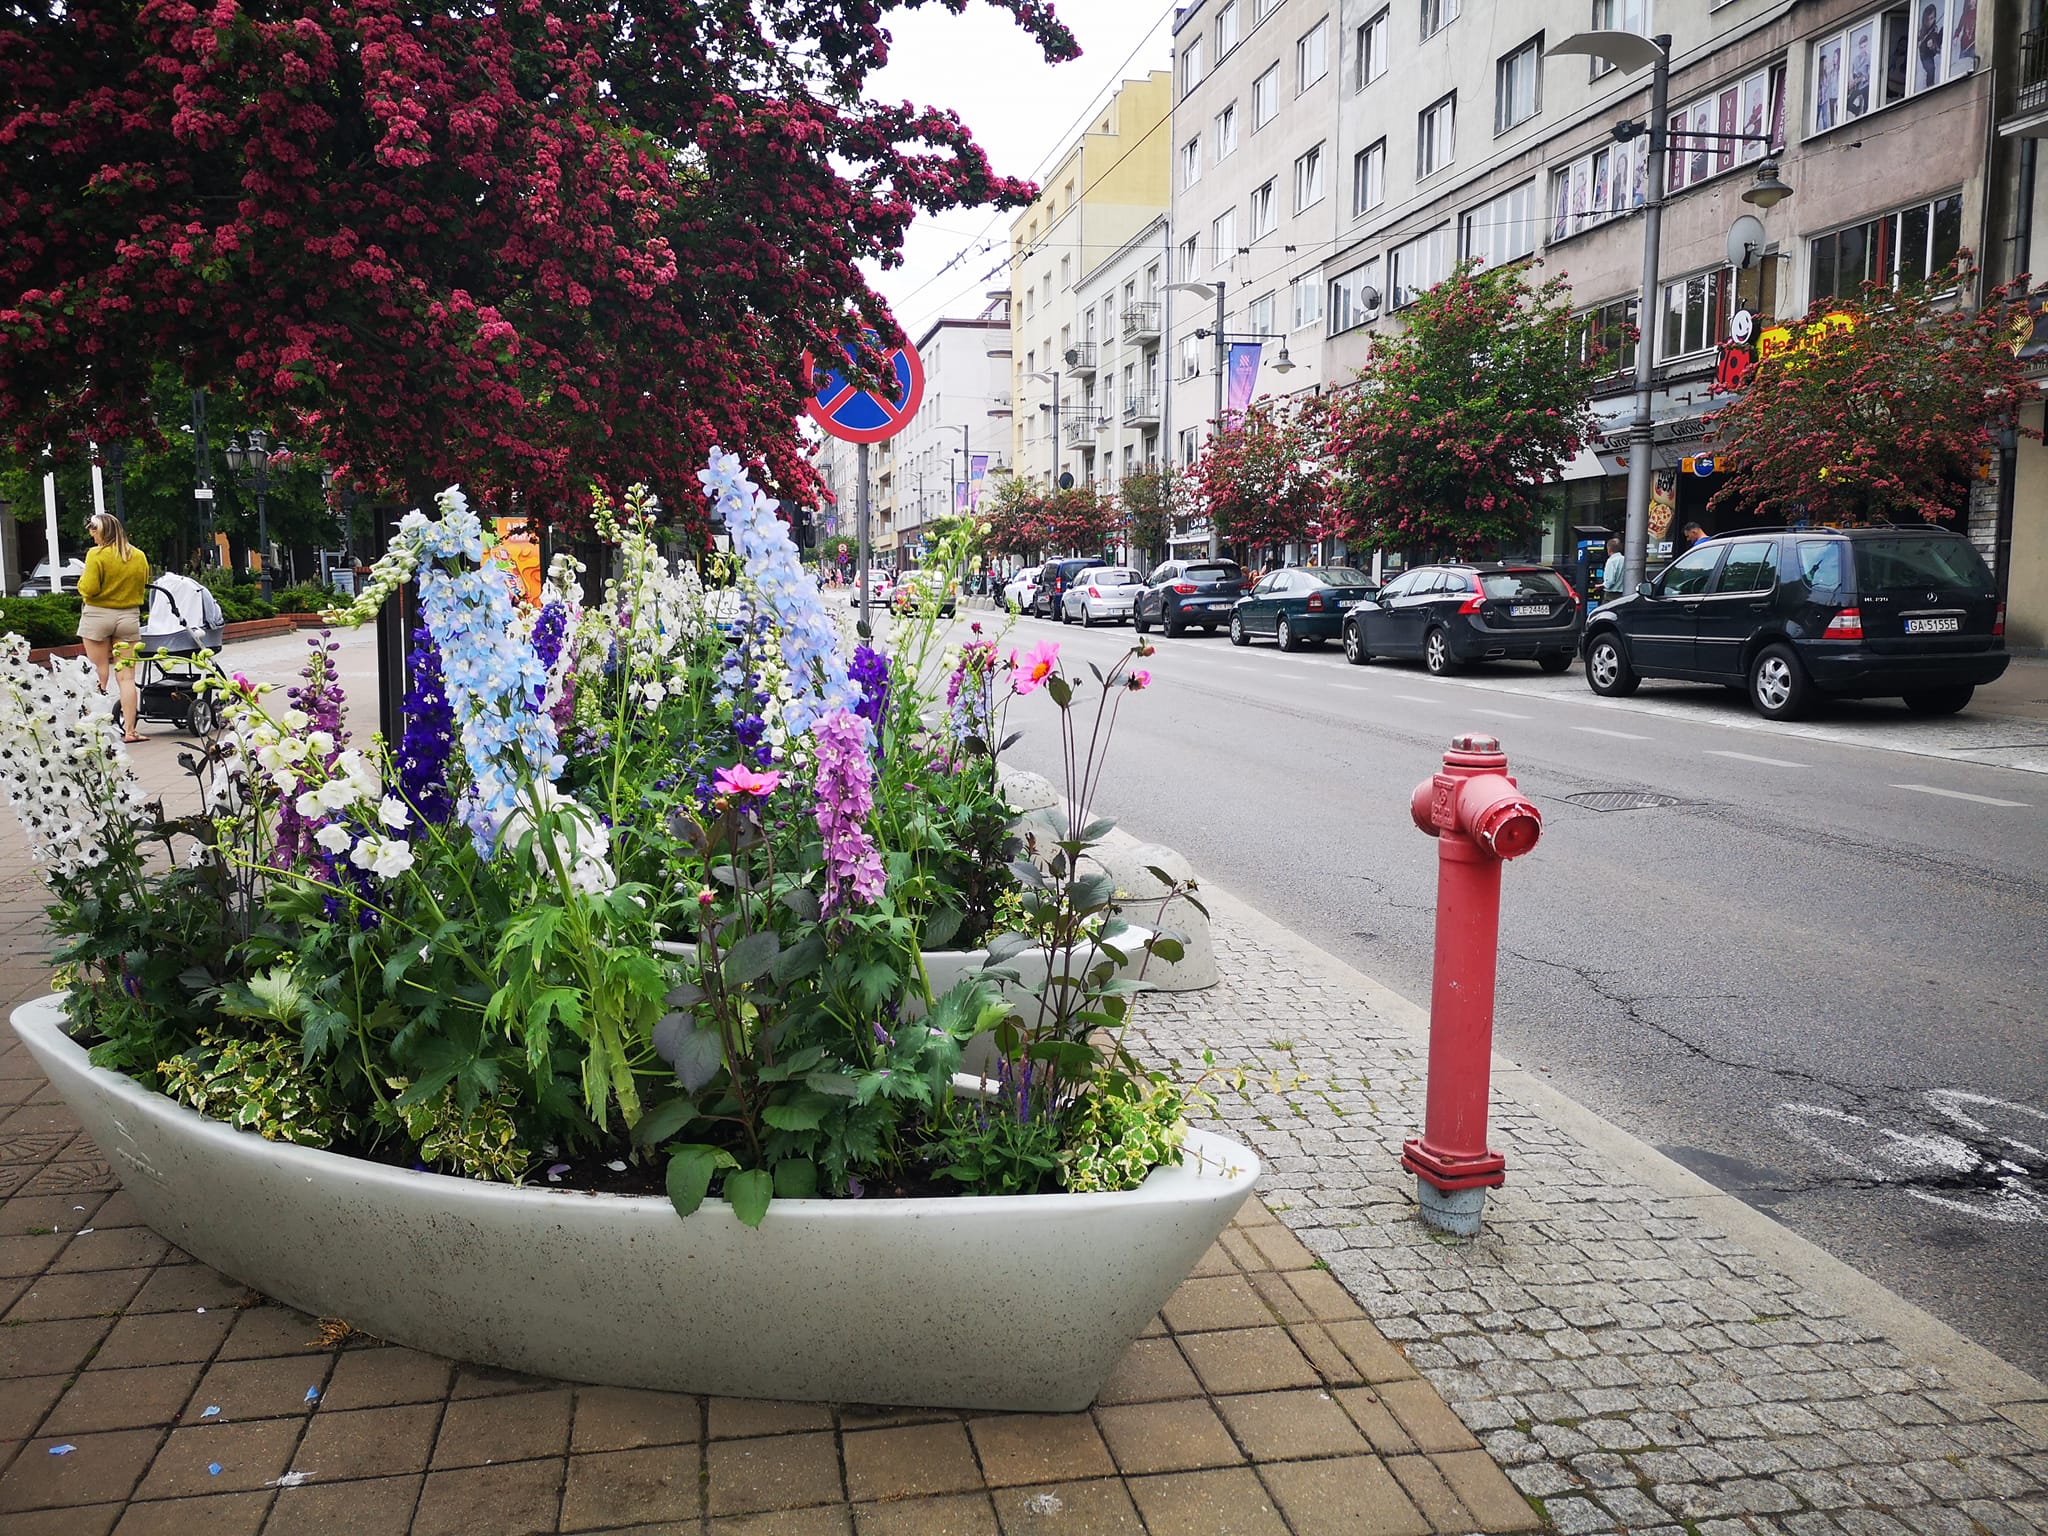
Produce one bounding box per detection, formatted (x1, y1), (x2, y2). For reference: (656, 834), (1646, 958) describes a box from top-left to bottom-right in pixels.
(803, 334), (925, 444)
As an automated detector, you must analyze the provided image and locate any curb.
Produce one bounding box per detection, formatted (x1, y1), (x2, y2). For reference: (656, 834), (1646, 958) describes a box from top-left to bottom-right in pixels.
(1185, 875), (2048, 1431)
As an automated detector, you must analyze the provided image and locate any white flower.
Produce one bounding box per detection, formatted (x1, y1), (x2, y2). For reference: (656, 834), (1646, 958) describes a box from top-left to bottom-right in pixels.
(377, 797), (412, 831)
(281, 708), (311, 733)
(349, 836), (415, 879)
(314, 822), (355, 855)
(295, 789), (327, 819)
(306, 730), (335, 758)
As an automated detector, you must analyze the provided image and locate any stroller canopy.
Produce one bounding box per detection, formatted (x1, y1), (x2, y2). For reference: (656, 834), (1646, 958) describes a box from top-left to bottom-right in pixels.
(144, 574), (225, 644)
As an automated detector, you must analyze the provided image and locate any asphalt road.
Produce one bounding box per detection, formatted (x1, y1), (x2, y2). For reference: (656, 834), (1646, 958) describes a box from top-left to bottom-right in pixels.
(984, 608), (2048, 1382)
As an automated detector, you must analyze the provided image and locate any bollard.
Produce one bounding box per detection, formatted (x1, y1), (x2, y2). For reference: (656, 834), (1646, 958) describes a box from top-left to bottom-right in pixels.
(1402, 733), (1543, 1236)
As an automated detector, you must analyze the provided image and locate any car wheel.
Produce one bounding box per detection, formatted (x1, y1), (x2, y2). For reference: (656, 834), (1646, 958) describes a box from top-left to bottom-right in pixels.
(1749, 643), (1811, 720)
(1903, 685), (1974, 716)
(1343, 620), (1370, 666)
(1230, 613), (1249, 647)
(1276, 615), (1302, 653)
(1537, 652), (1572, 675)
(1162, 608), (1182, 637)
(1584, 632), (1640, 697)
(1134, 608), (1151, 634)
(1081, 605), (1095, 628)
(1423, 627), (1455, 675)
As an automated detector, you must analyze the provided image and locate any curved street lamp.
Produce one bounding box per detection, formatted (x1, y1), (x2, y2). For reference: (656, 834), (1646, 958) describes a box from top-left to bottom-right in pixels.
(224, 428), (277, 598)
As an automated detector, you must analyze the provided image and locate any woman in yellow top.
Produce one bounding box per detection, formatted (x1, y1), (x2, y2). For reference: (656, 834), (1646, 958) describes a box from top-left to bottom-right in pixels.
(76, 512), (151, 743)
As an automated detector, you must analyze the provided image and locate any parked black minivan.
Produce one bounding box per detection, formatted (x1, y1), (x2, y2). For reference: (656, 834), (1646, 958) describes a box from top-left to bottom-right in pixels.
(1582, 527), (2008, 719)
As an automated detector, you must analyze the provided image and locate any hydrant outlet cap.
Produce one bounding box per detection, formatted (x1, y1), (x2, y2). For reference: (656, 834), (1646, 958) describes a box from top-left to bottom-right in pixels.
(1479, 800), (1542, 859)
(1451, 732), (1502, 754)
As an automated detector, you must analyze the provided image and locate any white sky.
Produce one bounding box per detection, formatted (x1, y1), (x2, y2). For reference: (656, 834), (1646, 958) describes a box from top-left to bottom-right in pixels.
(861, 2), (1177, 341)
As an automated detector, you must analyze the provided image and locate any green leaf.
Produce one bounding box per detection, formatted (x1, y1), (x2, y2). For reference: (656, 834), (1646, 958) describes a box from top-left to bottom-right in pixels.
(665, 1147), (718, 1219)
(1080, 817), (1117, 842)
(762, 1092), (833, 1133)
(725, 1168), (773, 1228)
(670, 1028), (726, 1094)
(632, 1096), (702, 1148)
(772, 1158), (819, 1198)
(778, 887), (820, 923)
(922, 904), (963, 950)
(1070, 873), (1118, 911)
(984, 931), (1034, 965)
(769, 931), (826, 986)
(721, 929), (781, 988)
(1148, 935), (1186, 964)
(1045, 674), (1073, 708)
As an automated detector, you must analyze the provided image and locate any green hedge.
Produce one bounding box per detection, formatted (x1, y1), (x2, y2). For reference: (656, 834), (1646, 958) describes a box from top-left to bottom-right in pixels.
(0, 594), (84, 648)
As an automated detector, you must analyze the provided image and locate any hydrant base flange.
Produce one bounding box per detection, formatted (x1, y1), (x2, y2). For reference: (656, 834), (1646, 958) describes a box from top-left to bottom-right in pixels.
(1400, 1138), (1507, 1192)
(1416, 1181), (1489, 1238)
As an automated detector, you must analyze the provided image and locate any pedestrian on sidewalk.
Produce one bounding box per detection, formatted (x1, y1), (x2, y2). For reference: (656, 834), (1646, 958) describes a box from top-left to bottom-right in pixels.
(1600, 536), (1625, 602)
(76, 512), (151, 743)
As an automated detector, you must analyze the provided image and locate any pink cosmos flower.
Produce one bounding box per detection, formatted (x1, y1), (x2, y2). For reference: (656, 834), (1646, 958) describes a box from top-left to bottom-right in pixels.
(713, 765), (782, 798)
(1127, 669), (1151, 691)
(1012, 639), (1061, 696)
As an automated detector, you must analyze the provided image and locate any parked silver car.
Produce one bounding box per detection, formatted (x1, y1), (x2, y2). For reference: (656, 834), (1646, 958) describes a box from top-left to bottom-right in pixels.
(1060, 566), (1144, 626)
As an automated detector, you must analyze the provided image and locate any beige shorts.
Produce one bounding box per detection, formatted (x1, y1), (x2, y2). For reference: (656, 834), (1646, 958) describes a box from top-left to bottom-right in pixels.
(77, 606), (141, 645)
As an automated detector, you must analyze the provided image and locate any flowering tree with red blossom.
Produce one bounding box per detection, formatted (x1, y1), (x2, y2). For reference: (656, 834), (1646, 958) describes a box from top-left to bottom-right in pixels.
(981, 478), (1116, 560)
(1189, 395), (1333, 556)
(0, 0), (1076, 526)
(1328, 261), (1597, 552)
(1115, 468), (1188, 570)
(1707, 261), (2037, 525)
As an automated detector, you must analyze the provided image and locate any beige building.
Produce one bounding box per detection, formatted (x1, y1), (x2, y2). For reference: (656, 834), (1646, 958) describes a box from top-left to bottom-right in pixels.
(1008, 71), (1174, 493)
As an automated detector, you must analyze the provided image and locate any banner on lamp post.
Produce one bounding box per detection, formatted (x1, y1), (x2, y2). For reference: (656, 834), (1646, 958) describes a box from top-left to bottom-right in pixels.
(1225, 343), (1263, 425)
(970, 454), (988, 507)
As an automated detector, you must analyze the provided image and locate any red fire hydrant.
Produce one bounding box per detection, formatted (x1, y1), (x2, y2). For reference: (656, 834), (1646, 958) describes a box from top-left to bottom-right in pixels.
(1401, 733), (1542, 1236)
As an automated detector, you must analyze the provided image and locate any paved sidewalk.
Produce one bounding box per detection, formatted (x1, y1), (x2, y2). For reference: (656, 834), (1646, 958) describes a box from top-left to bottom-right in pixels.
(1138, 892), (2048, 1536)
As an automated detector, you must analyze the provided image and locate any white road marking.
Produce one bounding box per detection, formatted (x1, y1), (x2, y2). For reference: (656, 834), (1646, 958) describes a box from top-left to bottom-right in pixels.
(1467, 707), (1531, 720)
(1707, 750), (1809, 768)
(1573, 726), (1652, 741)
(1392, 694), (1437, 705)
(1330, 683), (1369, 693)
(1892, 784), (2030, 808)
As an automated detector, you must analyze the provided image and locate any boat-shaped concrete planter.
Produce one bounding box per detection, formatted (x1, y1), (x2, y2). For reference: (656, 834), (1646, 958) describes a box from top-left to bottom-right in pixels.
(11, 995), (1258, 1412)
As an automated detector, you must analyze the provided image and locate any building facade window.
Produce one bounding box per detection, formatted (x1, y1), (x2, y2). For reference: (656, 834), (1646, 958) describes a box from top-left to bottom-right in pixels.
(1578, 298), (1638, 376)
(1180, 334), (1203, 380)
(1669, 62), (1786, 194)
(1211, 209), (1237, 270)
(1179, 236), (1200, 280)
(1418, 93), (1456, 179)
(1180, 136), (1202, 190)
(1181, 33), (1205, 97)
(1329, 258), (1383, 333)
(1390, 226), (1451, 308)
(1589, 0), (1648, 76)
(1217, 0), (1241, 55)
(1298, 17), (1330, 90)
(1353, 139), (1386, 215)
(1495, 34), (1542, 133)
(1216, 103), (1239, 161)
(1459, 180), (1539, 268)
(1355, 8), (1388, 90)
(1811, 3), (1977, 137)
(1548, 136), (1642, 242)
(1809, 192), (1964, 301)
(1251, 178), (1278, 238)
(1252, 65), (1280, 128)
(1294, 143), (1326, 212)
(1248, 292), (1277, 336)
(1420, 0), (1459, 40)
(1059, 255), (1071, 290)
(1291, 273), (1325, 330)
(1179, 427), (1201, 466)
(1659, 267), (1736, 361)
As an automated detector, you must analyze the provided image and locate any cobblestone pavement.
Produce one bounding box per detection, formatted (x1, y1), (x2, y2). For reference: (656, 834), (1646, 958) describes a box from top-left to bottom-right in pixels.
(1136, 894), (2048, 1536)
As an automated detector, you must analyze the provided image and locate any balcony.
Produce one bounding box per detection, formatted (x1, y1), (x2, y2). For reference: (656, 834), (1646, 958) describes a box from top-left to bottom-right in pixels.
(1063, 415), (1107, 446)
(1063, 342), (1099, 376)
(1121, 303), (1162, 343)
(1122, 391), (1162, 427)
(2020, 28), (2048, 123)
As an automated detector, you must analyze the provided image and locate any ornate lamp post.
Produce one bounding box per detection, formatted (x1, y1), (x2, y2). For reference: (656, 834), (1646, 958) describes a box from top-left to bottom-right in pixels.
(224, 428), (276, 597)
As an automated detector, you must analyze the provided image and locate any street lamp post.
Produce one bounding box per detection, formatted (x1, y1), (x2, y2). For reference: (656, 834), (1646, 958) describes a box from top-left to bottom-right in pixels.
(225, 428), (276, 598)
(1546, 30), (1792, 590)
(102, 441), (127, 524)
(1164, 279), (1300, 558)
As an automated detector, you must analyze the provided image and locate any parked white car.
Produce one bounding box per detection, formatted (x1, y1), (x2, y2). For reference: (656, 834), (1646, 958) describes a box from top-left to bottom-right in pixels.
(1002, 565), (1041, 613)
(1061, 566), (1145, 626)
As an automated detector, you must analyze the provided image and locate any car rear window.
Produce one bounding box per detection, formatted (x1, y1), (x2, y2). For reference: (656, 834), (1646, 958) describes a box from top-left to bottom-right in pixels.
(1307, 567), (1374, 587)
(1852, 536), (1993, 592)
(1185, 562), (1242, 581)
(1092, 569), (1138, 584)
(1479, 570), (1567, 600)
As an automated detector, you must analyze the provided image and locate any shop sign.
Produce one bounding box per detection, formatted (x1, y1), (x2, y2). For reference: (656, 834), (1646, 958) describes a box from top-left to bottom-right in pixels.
(1680, 455), (1727, 477)
(1715, 310), (1759, 393)
(1755, 310), (1855, 364)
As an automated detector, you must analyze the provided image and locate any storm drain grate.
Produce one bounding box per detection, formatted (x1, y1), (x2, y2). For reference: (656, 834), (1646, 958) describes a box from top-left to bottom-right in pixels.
(1566, 790), (1681, 813)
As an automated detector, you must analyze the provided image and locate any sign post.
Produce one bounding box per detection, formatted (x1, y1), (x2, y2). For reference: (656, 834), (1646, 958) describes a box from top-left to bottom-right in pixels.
(803, 333), (925, 634)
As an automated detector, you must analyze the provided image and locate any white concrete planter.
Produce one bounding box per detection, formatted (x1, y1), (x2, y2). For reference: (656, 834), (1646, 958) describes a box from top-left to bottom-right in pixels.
(11, 995), (1257, 1412)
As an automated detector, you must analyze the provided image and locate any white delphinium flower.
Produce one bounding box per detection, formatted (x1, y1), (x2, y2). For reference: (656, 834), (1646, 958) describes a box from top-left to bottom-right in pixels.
(350, 836), (415, 880)
(0, 636), (150, 887)
(314, 822), (355, 856)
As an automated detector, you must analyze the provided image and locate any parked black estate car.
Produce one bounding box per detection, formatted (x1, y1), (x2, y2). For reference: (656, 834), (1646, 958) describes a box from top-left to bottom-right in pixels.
(1581, 527), (2008, 719)
(1134, 558), (1247, 635)
(1343, 564), (1582, 674)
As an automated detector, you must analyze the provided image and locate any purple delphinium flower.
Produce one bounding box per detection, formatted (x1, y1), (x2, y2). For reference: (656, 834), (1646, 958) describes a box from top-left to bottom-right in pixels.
(848, 645), (890, 736)
(530, 601), (568, 707)
(274, 635), (348, 864)
(812, 709), (886, 919)
(398, 626), (456, 825)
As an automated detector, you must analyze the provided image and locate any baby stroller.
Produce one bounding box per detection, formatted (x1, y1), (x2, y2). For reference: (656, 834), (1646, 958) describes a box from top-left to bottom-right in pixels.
(130, 576), (227, 735)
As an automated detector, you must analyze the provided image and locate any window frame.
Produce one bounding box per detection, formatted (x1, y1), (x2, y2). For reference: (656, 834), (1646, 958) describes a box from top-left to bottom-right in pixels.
(1250, 178), (1279, 239)
(1417, 92), (1456, 180)
(1328, 257), (1384, 334)
(1389, 226), (1451, 309)
(1657, 265), (1737, 363)
(1458, 179), (1539, 269)
(1180, 135), (1202, 191)
(1806, 191), (1965, 303)
(1355, 8), (1389, 90)
(1293, 141), (1327, 213)
(1353, 138), (1387, 216)
(1494, 33), (1543, 135)
(1180, 32), (1205, 98)
(1210, 208), (1236, 272)
(1252, 65), (1281, 129)
(1808, 2), (1978, 140)
(1548, 135), (1644, 244)
(1291, 272), (1326, 331)
(1420, 0), (1459, 41)
(1667, 62), (1787, 197)
(1589, 0), (1650, 79)
(1215, 101), (1239, 161)
(1297, 15), (1331, 91)
(1217, 0), (1241, 56)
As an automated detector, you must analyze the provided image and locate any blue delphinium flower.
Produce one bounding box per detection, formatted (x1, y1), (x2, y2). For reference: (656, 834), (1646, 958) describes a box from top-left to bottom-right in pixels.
(848, 644), (890, 737)
(697, 451), (858, 741)
(398, 626), (456, 825)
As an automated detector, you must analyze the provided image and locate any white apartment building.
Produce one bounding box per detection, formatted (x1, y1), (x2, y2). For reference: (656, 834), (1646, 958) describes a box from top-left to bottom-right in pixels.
(891, 301), (1012, 568)
(1073, 215), (1176, 499)
(1166, 0), (1342, 554)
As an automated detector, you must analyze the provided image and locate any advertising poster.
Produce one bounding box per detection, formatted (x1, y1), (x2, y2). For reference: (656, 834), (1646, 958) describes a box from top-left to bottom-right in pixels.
(1225, 343), (1263, 423)
(485, 517), (542, 607)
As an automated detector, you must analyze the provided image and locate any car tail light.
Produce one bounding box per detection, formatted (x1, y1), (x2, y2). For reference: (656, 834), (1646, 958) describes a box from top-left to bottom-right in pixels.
(1560, 576), (1579, 601)
(1994, 601), (2006, 637)
(1824, 607), (1863, 639)
(1172, 582), (1197, 594)
(1458, 594), (1485, 615)
(1088, 586), (1101, 597)
(1307, 592), (1325, 612)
